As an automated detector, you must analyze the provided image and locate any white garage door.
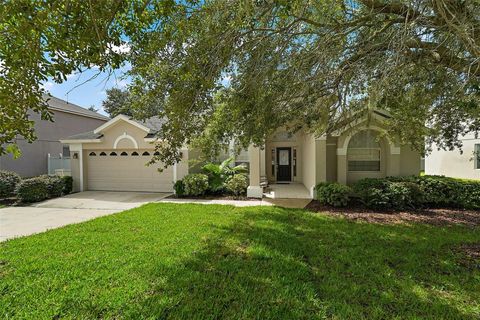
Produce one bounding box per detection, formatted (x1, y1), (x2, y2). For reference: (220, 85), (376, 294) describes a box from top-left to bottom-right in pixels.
(86, 150), (173, 192)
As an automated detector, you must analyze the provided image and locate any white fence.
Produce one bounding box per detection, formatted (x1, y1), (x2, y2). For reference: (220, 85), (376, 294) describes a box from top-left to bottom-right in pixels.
(47, 154), (71, 176)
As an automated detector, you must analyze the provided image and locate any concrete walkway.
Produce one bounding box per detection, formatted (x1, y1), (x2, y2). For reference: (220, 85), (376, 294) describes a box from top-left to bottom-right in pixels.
(159, 197), (311, 209)
(0, 191), (170, 242)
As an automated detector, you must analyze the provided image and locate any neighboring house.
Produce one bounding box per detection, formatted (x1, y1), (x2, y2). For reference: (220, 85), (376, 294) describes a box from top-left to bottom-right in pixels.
(0, 95), (109, 177)
(425, 133), (480, 180)
(61, 111), (422, 198)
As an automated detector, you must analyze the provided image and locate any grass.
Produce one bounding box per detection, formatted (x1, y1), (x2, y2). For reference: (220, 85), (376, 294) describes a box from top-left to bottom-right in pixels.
(1, 203), (479, 319)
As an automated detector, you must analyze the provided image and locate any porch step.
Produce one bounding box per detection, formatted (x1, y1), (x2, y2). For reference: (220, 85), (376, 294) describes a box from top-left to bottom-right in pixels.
(262, 183), (312, 199)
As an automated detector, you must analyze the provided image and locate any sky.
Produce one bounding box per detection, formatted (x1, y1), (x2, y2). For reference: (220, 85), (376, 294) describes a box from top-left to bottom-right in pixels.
(42, 63), (131, 116)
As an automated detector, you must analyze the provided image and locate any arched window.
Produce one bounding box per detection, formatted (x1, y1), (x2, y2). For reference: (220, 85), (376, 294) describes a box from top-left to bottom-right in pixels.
(131, 151), (139, 156)
(348, 130), (381, 172)
(89, 152), (96, 156)
(154, 151), (160, 156)
(99, 152), (107, 156)
(120, 151), (128, 156)
(110, 152), (117, 156)
(142, 151), (150, 156)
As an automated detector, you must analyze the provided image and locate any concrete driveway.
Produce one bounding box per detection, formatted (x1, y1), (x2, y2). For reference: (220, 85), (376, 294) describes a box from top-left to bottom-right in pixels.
(0, 191), (171, 242)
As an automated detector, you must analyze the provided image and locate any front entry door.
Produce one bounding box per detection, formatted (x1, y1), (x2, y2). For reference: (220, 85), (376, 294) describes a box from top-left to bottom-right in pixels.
(276, 147), (292, 182)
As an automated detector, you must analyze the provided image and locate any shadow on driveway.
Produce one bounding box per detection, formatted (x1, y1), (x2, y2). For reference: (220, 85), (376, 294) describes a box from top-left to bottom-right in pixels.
(0, 191), (171, 242)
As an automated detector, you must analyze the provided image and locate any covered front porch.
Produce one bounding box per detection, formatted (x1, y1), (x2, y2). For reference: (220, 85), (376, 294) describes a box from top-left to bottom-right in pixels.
(246, 135), (316, 199)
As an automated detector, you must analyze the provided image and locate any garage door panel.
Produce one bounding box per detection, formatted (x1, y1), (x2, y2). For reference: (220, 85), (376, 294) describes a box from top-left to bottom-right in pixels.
(86, 150), (173, 192)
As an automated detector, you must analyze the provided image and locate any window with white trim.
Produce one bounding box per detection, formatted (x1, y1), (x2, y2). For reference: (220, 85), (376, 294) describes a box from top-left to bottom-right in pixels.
(348, 130), (381, 172)
(475, 144), (480, 169)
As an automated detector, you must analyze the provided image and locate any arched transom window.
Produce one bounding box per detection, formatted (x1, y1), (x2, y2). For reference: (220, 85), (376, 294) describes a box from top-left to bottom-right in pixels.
(348, 130), (381, 172)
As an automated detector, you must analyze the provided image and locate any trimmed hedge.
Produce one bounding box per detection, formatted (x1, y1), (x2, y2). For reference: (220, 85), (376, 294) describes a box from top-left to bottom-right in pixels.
(315, 182), (352, 207)
(39, 175), (64, 198)
(315, 176), (479, 210)
(61, 176), (73, 195)
(183, 173), (209, 196)
(14, 174), (73, 203)
(225, 174), (248, 196)
(173, 180), (185, 197)
(15, 177), (49, 203)
(352, 179), (422, 210)
(0, 170), (21, 198)
(354, 175), (480, 210)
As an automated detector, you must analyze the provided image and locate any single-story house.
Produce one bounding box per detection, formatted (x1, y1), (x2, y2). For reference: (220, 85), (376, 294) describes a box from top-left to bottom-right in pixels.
(0, 95), (109, 177)
(60, 112), (422, 198)
(425, 133), (480, 180)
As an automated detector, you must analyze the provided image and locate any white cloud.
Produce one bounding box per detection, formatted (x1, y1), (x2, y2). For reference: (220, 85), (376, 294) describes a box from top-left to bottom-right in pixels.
(66, 72), (78, 80)
(107, 43), (131, 54)
(41, 81), (55, 91)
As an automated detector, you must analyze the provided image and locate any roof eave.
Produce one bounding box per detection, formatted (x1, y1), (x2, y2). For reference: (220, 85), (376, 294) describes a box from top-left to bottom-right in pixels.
(60, 139), (102, 144)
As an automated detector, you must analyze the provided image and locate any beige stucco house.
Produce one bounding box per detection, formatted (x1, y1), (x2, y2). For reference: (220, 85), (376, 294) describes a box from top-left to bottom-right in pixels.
(61, 112), (422, 198)
(425, 133), (480, 180)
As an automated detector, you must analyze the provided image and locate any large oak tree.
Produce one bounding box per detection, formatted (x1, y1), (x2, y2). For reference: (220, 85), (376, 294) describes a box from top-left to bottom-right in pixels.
(1, 0), (479, 165)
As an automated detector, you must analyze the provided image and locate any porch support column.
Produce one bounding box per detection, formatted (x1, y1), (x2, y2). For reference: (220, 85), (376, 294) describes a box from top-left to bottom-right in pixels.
(69, 143), (84, 192)
(247, 145), (263, 198)
(260, 148), (266, 177)
(336, 148), (347, 184)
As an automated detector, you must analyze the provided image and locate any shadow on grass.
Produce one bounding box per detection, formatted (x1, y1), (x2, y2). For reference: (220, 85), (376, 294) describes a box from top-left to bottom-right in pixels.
(1, 204), (479, 319)
(129, 206), (479, 319)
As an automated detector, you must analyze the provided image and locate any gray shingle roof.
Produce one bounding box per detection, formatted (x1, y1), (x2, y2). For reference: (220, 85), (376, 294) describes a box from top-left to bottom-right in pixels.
(63, 131), (103, 140)
(43, 94), (110, 121)
(139, 116), (166, 132)
(62, 115), (165, 141)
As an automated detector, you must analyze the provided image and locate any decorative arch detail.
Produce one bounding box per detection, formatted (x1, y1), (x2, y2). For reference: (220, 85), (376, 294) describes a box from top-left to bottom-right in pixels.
(337, 126), (400, 155)
(113, 132), (138, 149)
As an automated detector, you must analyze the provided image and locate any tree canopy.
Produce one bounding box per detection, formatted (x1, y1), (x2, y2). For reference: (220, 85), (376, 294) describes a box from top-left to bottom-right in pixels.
(102, 88), (132, 118)
(1, 0), (479, 165)
(0, 0), (135, 155)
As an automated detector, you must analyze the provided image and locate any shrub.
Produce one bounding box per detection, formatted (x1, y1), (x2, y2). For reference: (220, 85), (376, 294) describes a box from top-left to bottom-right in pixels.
(415, 175), (459, 207)
(173, 179), (185, 197)
(39, 175), (64, 198)
(387, 182), (423, 210)
(225, 174), (248, 196)
(183, 173), (209, 196)
(315, 182), (352, 207)
(202, 157), (247, 193)
(352, 178), (391, 209)
(0, 170), (21, 198)
(15, 177), (49, 203)
(353, 175), (480, 210)
(61, 176), (73, 195)
(353, 178), (422, 210)
(459, 181), (480, 210)
(387, 175), (478, 209)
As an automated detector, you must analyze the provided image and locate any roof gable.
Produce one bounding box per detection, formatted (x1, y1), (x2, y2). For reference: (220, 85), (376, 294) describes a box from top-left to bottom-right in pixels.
(93, 114), (151, 134)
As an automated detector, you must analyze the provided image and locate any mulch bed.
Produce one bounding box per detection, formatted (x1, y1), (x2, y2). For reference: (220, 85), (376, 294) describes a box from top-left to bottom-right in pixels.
(305, 200), (480, 227)
(165, 194), (258, 201)
(0, 198), (17, 207)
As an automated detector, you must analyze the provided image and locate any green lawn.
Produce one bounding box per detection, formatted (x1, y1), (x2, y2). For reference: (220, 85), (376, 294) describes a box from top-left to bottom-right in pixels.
(1, 203), (479, 319)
